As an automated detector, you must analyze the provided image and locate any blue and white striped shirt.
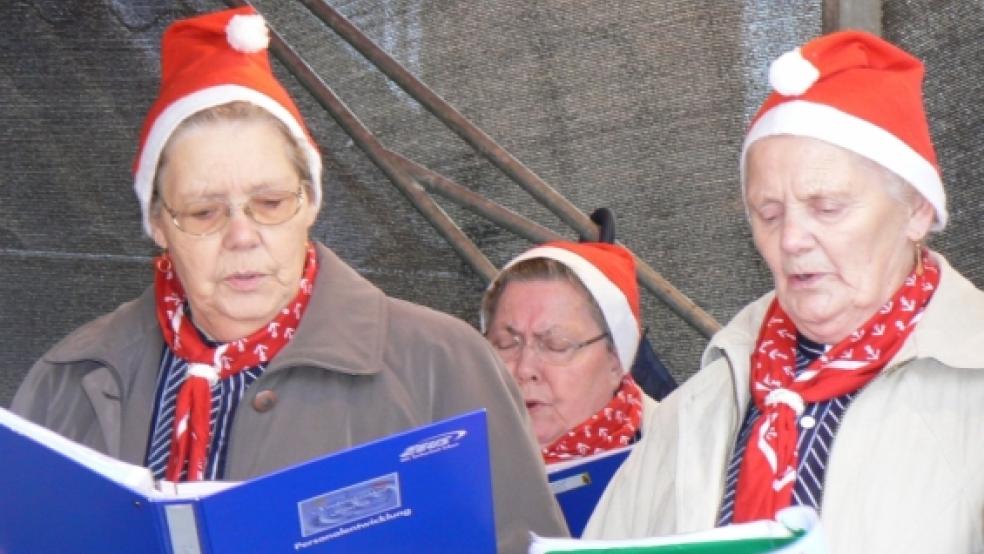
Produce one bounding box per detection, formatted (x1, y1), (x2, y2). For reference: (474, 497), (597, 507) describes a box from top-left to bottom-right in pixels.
(145, 345), (265, 481)
(717, 335), (860, 525)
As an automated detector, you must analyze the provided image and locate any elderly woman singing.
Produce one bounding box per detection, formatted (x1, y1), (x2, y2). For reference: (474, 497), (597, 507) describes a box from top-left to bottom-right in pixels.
(11, 7), (567, 552)
(584, 31), (984, 552)
(481, 241), (655, 463)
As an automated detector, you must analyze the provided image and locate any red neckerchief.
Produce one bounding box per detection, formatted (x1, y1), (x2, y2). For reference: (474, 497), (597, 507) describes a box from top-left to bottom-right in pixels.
(155, 243), (318, 481)
(732, 251), (939, 522)
(542, 375), (644, 464)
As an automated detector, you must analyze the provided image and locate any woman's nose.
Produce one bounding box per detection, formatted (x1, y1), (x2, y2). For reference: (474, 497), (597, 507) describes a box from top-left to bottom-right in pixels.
(511, 343), (542, 383)
(221, 204), (261, 249)
(779, 214), (815, 254)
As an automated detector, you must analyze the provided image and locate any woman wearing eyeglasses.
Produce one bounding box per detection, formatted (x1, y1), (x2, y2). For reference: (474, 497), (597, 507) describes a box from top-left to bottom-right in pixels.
(481, 242), (655, 464)
(11, 8), (568, 552)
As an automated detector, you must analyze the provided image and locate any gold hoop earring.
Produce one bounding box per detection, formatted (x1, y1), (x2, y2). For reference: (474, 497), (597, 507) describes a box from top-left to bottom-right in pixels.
(914, 241), (924, 276)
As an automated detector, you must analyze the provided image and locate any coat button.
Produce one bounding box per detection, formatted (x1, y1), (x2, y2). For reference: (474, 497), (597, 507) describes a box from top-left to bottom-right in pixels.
(253, 390), (278, 413)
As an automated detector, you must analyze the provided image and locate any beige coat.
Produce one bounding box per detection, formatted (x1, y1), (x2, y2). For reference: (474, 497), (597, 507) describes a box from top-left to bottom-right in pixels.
(584, 253), (984, 552)
(12, 243), (568, 553)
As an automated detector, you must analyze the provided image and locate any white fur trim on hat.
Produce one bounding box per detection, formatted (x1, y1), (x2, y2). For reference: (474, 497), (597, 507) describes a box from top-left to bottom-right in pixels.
(497, 246), (641, 372)
(134, 84), (322, 236)
(768, 47), (820, 97)
(741, 100), (947, 231)
(226, 14), (269, 53)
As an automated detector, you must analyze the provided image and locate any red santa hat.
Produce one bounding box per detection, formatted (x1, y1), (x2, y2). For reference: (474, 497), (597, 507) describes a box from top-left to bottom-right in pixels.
(132, 7), (322, 236)
(742, 30), (946, 230)
(485, 241), (641, 372)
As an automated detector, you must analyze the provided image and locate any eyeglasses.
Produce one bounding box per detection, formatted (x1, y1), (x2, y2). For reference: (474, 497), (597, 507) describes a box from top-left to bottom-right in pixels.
(488, 330), (609, 366)
(158, 185), (305, 237)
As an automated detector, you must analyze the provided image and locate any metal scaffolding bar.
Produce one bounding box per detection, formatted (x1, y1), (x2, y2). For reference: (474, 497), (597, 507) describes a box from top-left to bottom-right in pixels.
(225, 0), (721, 337)
(295, 0), (720, 337)
(823, 0), (882, 34)
(296, 0), (598, 239)
(225, 0), (496, 281)
(388, 152), (722, 337)
(385, 151), (564, 244)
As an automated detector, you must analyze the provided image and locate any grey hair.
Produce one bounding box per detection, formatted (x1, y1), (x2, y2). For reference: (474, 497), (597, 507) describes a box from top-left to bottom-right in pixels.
(741, 137), (931, 235)
(481, 257), (613, 346)
(149, 101), (313, 215)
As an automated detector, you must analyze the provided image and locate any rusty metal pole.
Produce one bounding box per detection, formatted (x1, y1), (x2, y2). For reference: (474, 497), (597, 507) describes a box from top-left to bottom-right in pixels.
(295, 0), (720, 337)
(822, 0), (882, 34)
(388, 152), (721, 336)
(224, 0), (496, 281)
(386, 151), (564, 244)
(296, 0), (598, 239)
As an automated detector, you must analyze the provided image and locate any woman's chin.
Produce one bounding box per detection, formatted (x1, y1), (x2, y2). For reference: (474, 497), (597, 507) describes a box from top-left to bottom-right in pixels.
(533, 421), (564, 447)
(194, 304), (283, 340)
(788, 311), (857, 344)
(780, 292), (847, 337)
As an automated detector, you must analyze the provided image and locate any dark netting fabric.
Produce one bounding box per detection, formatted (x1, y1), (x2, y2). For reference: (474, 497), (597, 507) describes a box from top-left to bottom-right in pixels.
(884, 1), (984, 282)
(2, 1), (981, 406)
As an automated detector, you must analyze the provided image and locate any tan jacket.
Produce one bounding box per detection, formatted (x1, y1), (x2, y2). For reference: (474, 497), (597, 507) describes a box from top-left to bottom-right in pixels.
(584, 253), (984, 553)
(12, 243), (568, 553)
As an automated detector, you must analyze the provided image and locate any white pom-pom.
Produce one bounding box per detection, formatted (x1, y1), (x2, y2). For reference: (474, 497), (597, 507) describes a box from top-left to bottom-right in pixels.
(226, 14), (269, 53)
(768, 47), (820, 96)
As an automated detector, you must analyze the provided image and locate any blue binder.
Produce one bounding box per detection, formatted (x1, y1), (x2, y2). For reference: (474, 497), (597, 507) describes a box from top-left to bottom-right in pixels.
(547, 446), (632, 537)
(0, 408), (496, 553)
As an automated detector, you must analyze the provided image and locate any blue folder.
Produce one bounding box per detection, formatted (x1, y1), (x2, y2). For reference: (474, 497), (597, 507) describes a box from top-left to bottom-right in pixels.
(0, 408), (496, 553)
(547, 446), (632, 537)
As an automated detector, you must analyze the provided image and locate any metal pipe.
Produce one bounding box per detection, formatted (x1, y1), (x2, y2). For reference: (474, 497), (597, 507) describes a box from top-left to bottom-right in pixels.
(636, 264), (720, 336)
(230, 0), (719, 336)
(385, 151), (564, 244)
(296, 0), (598, 239)
(823, 0), (882, 34)
(225, 0), (497, 281)
(296, 0), (720, 337)
(387, 152), (721, 337)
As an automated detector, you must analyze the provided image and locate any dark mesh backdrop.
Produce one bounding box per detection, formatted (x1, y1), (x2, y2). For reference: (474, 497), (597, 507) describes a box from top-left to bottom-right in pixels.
(2, 1), (981, 407)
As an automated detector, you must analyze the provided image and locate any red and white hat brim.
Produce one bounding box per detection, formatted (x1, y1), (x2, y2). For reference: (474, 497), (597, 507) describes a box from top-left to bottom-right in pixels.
(741, 100), (947, 231)
(495, 245), (640, 372)
(133, 84), (322, 236)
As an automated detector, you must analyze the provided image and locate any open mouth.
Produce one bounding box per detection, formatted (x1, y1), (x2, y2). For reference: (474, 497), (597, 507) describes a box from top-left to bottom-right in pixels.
(790, 272), (823, 286)
(225, 272), (265, 290)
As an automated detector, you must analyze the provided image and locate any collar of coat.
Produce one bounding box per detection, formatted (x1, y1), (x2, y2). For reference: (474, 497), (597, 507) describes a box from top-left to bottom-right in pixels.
(702, 251), (984, 410)
(42, 242), (386, 377)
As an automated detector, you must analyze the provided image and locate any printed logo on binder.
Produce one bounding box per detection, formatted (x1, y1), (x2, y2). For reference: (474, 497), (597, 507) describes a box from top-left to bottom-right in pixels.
(399, 429), (467, 461)
(297, 473), (403, 537)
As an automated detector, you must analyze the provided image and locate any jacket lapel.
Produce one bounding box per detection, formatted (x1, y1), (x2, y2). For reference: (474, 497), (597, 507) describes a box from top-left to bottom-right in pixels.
(44, 285), (164, 463)
(268, 244), (387, 376)
(888, 253), (984, 372)
(675, 293), (766, 531)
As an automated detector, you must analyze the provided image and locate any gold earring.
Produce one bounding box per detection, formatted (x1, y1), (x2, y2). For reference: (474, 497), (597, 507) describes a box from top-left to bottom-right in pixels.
(914, 241), (924, 276)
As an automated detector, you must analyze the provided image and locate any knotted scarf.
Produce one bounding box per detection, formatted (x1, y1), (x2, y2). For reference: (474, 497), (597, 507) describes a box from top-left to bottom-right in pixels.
(542, 375), (644, 464)
(155, 243), (318, 481)
(732, 252), (939, 522)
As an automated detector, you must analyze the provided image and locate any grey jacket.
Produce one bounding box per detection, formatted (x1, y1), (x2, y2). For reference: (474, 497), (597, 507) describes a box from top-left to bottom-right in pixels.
(585, 253), (984, 552)
(13, 243), (568, 553)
